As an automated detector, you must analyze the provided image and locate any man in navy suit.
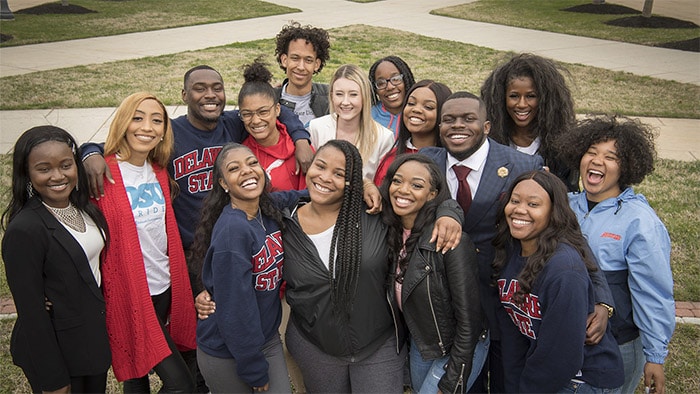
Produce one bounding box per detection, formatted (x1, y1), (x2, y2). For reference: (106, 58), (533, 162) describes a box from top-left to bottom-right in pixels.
(421, 91), (544, 393)
(422, 91), (614, 393)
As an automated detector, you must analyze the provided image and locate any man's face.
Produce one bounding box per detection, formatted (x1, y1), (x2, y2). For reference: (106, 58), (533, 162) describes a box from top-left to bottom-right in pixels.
(439, 97), (490, 161)
(279, 38), (320, 94)
(182, 69), (226, 129)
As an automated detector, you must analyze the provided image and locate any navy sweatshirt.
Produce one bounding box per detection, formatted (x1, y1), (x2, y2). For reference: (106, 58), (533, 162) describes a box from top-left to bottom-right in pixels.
(497, 243), (624, 393)
(197, 206), (284, 388)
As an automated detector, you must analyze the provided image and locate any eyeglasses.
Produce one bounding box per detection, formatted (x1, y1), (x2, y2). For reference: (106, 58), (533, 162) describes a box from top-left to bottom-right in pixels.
(374, 74), (404, 90)
(238, 105), (275, 121)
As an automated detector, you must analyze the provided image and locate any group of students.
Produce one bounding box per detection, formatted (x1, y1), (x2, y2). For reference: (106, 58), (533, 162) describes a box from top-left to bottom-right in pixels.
(1, 20), (675, 394)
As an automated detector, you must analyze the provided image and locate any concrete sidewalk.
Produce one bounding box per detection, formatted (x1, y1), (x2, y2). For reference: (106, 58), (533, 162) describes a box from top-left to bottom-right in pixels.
(1, 0), (699, 84)
(1, 106), (697, 161)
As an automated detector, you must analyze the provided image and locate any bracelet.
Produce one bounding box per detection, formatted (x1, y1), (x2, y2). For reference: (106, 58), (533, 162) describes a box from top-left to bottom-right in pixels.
(82, 151), (101, 162)
(598, 303), (614, 318)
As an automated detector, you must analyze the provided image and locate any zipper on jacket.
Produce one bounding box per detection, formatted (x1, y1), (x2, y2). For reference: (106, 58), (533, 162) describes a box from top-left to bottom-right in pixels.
(426, 270), (446, 356)
(386, 293), (401, 354)
(452, 363), (465, 394)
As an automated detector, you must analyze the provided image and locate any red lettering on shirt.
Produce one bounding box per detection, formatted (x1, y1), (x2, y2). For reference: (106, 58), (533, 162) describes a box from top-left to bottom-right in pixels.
(600, 232), (621, 241)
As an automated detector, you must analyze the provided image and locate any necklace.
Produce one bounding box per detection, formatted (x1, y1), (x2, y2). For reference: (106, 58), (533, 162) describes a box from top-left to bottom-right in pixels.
(43, 202), (86, 232)
(254, 208), (266, 232)
(231, 203), (267, 232)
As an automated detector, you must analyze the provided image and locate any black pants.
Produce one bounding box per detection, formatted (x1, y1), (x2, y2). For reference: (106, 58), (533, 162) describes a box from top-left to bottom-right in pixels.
(27, 371), (107, 393)
(123, 288), (194, 393)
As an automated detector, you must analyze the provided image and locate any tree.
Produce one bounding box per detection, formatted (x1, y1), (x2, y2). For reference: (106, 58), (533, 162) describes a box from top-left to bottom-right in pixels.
(642, 0), (654, 18)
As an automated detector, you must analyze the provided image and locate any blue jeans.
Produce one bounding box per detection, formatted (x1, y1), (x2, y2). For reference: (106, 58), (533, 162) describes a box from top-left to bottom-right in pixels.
(619, 336), (645, 393)
(409, 331), (489, 393)
(558, 380), (622, 394)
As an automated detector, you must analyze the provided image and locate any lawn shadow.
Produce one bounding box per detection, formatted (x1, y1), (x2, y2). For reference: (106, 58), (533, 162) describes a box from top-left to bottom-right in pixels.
(562, 3), (699, 53)
(15, 2), (97, 14)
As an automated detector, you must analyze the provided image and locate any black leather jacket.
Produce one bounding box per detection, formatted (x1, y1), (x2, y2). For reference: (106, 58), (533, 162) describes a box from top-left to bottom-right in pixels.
(389, 226), (483, 394)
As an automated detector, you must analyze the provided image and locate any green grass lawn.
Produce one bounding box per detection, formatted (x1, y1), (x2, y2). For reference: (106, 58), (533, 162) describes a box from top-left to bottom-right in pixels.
(1, 25), (699, 118)
(0, 0), (299, 47)
(0, 8), (698, 391)
(432, 0), (700, 47)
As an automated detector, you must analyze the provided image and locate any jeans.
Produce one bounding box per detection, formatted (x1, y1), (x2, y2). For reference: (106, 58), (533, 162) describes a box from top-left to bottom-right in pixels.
(558, 380), (622, 393)
(619, 336), (645, 393)
(410, 331), (489, 393)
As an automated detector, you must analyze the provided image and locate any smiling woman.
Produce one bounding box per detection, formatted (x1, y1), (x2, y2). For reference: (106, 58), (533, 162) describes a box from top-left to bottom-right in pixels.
(96, 92), (197, 391)
(307, 64), (394, 181)
(239, 58), (306, 191)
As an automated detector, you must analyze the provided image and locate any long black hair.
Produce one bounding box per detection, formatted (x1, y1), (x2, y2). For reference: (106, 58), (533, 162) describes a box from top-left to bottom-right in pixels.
(315, 140), (365, 320)
(481, 53), (575, 172)
(395, 80), (452, 155)
(2, 126), (109, 245)
(492, 170), (596, 305)
(188, 143), (284, 289)
(379, 154), (449, 282)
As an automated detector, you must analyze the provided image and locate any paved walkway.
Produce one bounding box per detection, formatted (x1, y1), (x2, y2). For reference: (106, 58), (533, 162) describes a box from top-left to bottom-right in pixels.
(0, 0), (699, 158)
(0, 1), (698, 317)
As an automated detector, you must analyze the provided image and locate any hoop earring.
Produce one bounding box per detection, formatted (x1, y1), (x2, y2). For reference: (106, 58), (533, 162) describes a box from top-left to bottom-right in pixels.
(26, 182), (34, 197)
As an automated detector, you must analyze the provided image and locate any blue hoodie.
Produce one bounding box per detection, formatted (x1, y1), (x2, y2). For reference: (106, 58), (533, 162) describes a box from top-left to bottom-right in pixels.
(569, 187), (675, 365)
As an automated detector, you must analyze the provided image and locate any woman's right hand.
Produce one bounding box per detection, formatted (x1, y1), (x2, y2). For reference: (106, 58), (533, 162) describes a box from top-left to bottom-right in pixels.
(195, 290), (216, 320)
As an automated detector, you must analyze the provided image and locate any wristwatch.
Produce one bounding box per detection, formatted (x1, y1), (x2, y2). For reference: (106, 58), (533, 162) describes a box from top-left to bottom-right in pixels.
(598, 303), (614, 318)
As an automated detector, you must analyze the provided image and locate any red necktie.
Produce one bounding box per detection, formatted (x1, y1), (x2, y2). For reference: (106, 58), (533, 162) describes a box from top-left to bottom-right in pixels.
(452, 165), (472, 213)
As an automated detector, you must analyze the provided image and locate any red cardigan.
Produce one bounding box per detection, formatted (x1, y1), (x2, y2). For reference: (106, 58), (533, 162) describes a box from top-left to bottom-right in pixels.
(96, 155), (196, 381)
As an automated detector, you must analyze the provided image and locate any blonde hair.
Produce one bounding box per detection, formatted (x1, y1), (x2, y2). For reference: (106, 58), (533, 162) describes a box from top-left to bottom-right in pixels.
(329, 64), (379, 162)
(104, 92), (173, 168)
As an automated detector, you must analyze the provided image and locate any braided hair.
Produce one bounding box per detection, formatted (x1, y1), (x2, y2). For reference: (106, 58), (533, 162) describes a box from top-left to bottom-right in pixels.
(368, 56), (416, 106)
(317, 140), (364, 320)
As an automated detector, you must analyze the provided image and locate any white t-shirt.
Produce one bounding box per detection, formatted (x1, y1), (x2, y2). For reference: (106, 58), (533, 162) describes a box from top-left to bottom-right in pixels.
(64, 212), (104, 286)
(119, 160), (171, 295)
(510, 136), (541, 156)
(307, 224), (336, 273)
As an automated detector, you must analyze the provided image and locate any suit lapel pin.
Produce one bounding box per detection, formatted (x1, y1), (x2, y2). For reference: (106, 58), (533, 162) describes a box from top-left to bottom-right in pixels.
(497, 167), (508, 178)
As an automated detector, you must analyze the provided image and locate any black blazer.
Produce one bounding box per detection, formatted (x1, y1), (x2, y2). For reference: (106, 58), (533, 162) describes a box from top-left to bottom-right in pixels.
(2, 197), (111, 391)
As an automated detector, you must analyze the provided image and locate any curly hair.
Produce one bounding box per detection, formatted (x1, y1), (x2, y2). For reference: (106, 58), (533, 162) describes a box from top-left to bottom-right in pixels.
(480, 53), (575, 169)
(188, 143), (284, 291)
(2, 126), (110, 247)
(555, 115), (656, 190)
(314, 140), (364, 320)
(492, 171), (597, 306)
(368, 56), (416, 106)
(379, 154), (449, 283)
(238, 57), (276, 104)
(395, 80), (452, 154)
(275, 21), (331, 75)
